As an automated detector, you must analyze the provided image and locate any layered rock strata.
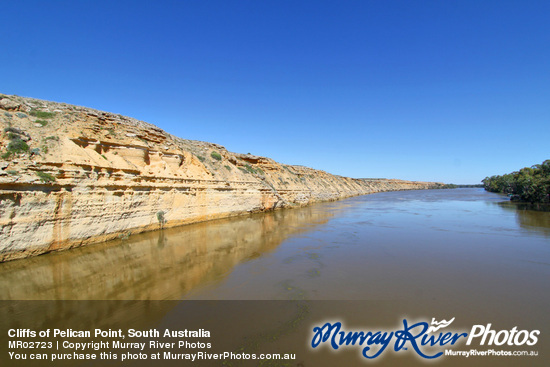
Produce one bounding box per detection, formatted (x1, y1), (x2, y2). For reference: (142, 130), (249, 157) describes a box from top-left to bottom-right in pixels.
(0, 94), (444, 262)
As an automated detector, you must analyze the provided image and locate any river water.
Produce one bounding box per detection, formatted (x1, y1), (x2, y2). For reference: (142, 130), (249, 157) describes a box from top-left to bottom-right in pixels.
(0, 188), (548, 366)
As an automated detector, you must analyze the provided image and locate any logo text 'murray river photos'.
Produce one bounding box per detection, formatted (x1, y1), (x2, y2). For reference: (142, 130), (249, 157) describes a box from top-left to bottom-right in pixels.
(310, 318), (540, 359)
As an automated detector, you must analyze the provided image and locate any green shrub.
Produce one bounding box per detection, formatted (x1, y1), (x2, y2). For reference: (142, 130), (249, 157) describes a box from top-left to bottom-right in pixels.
(30, 110), (55, 119)
(482, 160), (550, 203)
(197, 155), (206, 162)
(156, 211), (166, 228)
(224, 165), (232, 171)
(45, 135), (59, 141)
(4, 127), (22, 134)
(8, 139), (29, 151)
(211, 151), (222, 161)
(118, 232), (130, 240)
(35, 119), (48, 126)
(3, 139), (29, 157)
(36, 171), (56, 183)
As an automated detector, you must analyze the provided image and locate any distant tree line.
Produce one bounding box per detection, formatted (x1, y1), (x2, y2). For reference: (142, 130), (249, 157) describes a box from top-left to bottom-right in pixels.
(443, 184), (483, 189)
(482, 160), (550, 203)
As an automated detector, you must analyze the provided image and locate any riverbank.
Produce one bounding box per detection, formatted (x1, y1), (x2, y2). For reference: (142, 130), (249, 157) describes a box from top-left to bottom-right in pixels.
(0, 94), (444, 262)
(482, 160), (550, 203)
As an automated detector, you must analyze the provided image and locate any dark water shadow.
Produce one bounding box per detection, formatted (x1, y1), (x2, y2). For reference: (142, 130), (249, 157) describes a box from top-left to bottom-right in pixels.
(495, 201), (550, 237)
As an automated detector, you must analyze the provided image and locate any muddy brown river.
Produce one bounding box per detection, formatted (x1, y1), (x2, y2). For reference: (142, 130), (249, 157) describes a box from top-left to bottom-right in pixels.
(1, 188), (548, 366)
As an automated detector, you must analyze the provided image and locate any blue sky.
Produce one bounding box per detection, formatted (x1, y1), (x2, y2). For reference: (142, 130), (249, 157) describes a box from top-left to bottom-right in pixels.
(2, 1), (549, 184)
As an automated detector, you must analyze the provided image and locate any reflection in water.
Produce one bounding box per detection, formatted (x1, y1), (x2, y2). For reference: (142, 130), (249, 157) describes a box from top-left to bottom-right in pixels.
(496, 201), (550, 236)
(0, 206), (334, 300)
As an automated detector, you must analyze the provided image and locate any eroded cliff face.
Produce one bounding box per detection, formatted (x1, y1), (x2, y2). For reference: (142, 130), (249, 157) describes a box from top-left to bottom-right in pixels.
(0, 94), (444, 262)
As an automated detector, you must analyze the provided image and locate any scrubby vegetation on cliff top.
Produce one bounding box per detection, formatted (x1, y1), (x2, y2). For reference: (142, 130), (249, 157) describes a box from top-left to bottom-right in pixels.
(482, 160), (550, 203)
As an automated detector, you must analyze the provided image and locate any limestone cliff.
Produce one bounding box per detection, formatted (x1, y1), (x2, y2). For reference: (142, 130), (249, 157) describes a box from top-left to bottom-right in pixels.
(0, 94), (444, 262)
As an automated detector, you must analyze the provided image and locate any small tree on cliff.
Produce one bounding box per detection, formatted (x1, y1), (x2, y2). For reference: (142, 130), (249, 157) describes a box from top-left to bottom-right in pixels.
(156, 211), (166, 229)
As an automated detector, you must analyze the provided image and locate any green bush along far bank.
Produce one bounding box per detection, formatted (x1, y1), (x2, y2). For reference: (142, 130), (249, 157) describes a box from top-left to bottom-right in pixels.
(482, 160), (550, 203)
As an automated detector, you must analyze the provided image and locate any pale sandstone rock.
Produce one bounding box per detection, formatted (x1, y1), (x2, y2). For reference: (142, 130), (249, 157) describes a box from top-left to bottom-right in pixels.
(0, 98), (21, 110)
